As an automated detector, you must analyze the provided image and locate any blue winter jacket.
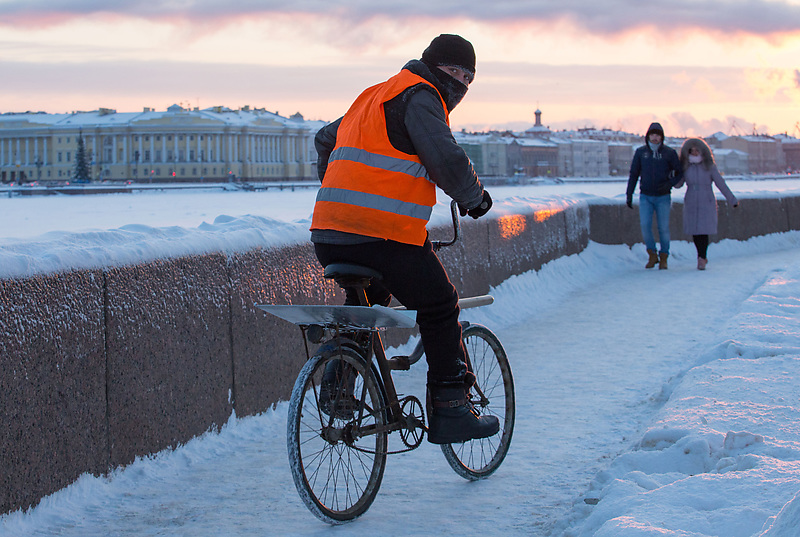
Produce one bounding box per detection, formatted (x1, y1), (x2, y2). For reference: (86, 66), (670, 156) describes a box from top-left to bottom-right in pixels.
(626, 142), (682, 199)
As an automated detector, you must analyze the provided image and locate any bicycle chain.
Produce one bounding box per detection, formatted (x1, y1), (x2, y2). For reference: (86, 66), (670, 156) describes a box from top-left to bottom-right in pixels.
(346, 395), (427, 455)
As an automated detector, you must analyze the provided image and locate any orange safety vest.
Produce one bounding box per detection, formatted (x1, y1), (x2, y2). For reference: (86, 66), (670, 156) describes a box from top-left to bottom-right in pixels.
(311, 69), (449, 246)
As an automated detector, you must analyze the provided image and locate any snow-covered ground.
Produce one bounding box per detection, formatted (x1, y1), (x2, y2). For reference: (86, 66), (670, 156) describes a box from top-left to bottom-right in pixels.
(2, 179), (800, 536)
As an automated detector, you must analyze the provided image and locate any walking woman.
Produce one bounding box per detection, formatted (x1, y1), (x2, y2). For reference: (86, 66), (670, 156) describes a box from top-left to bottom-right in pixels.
(675, 138), (738, 270)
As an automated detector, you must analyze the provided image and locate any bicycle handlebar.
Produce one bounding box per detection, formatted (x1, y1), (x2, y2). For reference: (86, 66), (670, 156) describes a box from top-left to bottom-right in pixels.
(431, 200), (461, 252)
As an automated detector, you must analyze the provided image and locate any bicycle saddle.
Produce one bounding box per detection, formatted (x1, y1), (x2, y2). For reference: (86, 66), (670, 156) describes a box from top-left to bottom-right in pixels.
(323, 263), (383, 281)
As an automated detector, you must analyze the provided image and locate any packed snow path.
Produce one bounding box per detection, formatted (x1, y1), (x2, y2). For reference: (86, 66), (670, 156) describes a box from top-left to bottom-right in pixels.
(4, 237), (800, 536)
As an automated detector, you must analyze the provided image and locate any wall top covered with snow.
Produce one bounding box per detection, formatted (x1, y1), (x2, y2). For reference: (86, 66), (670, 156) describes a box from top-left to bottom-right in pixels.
(0, 197), (589, 279)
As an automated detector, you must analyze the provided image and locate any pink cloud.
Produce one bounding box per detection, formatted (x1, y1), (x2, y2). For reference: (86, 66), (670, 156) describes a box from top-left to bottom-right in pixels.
(3, 1), (800, 40)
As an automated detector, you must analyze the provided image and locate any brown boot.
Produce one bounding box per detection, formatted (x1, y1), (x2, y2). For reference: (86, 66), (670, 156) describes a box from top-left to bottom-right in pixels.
(645, 249), (658, 269)
(659, 252), (668, 270)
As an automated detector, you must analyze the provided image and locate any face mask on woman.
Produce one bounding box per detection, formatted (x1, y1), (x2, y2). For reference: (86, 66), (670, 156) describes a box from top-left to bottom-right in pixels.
(689, 154), (703, 164)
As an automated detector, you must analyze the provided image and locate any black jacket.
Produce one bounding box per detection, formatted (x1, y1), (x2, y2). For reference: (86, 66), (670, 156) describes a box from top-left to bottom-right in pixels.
(627, 139), (682, 199)
(313, 60), (483, 244)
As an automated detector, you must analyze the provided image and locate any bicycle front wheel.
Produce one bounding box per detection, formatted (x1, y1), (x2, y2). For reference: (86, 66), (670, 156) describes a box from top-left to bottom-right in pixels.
(441, 323), (515, 480)
(287, 342), (388, 524)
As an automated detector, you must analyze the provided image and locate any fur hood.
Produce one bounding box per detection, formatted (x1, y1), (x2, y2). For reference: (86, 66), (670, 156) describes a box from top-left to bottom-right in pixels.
(680, 137), (715, 171)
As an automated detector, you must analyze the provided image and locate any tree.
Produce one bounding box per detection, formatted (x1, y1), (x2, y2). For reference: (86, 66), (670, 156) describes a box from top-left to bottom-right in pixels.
(73, 132), (91, 183)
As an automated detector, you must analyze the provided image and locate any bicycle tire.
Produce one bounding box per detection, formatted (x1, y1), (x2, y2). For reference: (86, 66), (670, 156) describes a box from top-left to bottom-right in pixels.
(287, 342), (388, 524)
(441, 323), (515, 480)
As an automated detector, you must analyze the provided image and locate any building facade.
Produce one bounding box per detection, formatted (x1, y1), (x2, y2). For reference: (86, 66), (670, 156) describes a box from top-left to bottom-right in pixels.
(5, 104), (797, 184)
(711, 134), (786, 174)
(507, 137), (559, 177)
(713, 148), (749, 175)
(0, 105), (324, 184)
(453, 131), (510, 177)
(608, 142), (636, 176)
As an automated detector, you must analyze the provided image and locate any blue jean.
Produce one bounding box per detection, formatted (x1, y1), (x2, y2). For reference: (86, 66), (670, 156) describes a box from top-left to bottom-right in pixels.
(639, 193), (671, 254)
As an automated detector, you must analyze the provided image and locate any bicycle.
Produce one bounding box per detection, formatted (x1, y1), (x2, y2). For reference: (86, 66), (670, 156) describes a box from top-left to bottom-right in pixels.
(257, 201), (515, 524)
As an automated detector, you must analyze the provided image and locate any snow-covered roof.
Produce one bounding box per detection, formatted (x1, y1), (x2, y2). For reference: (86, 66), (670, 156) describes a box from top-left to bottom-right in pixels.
(524, 125), (551, 135)
(714, 148), (748, 156)
(0, 105), (318, 132)
(453, 131), (509, 144)
(774, 133), (800, 144)
(512, 137), (558, 148)
(737, 135), (778, 143)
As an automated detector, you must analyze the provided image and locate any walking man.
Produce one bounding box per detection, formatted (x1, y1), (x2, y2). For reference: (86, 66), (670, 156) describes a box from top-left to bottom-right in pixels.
(626, 122), (683, 269)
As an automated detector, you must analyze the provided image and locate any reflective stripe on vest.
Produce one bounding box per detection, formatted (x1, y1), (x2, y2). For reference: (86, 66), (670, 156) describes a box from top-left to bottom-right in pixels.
(311, 69), (448, 246)
(328, 146), (429, 180)
(316, 187), (433, 221)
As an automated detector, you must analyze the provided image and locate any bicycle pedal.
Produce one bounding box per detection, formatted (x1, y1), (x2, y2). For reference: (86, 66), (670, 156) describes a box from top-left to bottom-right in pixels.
(387, 356), (411, 371)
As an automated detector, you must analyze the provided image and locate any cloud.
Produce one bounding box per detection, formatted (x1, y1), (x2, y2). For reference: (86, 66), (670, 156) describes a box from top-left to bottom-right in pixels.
(0, 58), (383, 120)
(464, 112), (771, 139)
(3, 0), (800, 39)
(670, 71), (727, 101)
(660, 112), (769, 138)
(0, 59), (788, 137)
(744, 68), (800, 103)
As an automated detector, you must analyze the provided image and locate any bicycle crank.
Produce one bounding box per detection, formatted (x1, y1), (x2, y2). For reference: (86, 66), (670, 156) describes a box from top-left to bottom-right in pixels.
(399, 395), (425, 449)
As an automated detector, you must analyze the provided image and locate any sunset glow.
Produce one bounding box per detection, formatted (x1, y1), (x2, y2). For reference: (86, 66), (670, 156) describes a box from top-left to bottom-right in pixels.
(2, 2), (800, 137)
(498, 214), (526, 239)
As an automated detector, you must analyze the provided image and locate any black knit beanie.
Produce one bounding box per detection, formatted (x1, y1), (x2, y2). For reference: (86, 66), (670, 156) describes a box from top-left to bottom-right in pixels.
(421, 34), (476, 76)
(646, 122), (664, 138)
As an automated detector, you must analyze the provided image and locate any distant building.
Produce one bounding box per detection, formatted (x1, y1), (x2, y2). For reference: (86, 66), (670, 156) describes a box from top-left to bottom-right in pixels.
(608, 142), (636, 176)
(713, 148), (749, 175)
(507, 137), (559, 177)
(524, 109), (551, 138)
(715, 134), (785, 174)
(0, 105), (324, 184)
(775, 134), (800, 173)
(453, 131), (509, 177)
(550, 137), (609, 178)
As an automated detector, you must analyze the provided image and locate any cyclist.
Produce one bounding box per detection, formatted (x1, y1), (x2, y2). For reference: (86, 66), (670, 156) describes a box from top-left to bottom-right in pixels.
(310, 34), (498, 444)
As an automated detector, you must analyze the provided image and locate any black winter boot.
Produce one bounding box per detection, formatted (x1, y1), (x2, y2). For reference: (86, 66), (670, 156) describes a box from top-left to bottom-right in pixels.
(426, 384), (499, 444)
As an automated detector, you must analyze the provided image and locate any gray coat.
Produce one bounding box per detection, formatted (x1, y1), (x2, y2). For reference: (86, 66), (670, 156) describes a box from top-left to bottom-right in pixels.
(675, 163), (737, 235)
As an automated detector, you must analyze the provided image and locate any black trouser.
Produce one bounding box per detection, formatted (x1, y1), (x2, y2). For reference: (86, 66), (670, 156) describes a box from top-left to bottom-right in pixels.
(314, 238), (466, 384)
(693, 234), (709, 259)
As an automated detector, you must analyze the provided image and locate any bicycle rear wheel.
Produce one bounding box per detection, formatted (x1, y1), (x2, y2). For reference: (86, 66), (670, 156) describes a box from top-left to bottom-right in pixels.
(441, 323), (515, 480)
(287, 342), (388, 524)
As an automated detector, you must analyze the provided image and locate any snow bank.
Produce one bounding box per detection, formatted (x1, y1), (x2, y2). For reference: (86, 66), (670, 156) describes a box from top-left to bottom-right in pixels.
(560, 264), (800, 537)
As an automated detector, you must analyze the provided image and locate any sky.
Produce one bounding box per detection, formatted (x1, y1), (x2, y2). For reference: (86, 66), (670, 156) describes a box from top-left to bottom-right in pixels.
(2, 3), (800, 139)
(1, 183), (800, 535)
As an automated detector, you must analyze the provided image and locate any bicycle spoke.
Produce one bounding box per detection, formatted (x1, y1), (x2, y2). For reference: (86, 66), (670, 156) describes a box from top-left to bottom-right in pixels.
(441, 324), (515, 480)
(287, 347), (388, 523)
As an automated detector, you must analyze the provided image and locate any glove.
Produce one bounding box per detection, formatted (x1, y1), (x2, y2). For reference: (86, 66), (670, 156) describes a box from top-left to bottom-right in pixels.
(733, 203), (739, 208)
(626, 196), (633, 209)
(458, 203), (469, 217)
(467, 190), (492, 219)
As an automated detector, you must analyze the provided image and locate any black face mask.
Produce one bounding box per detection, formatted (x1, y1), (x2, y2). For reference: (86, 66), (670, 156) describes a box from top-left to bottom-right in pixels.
(428, 65), (469, 112)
